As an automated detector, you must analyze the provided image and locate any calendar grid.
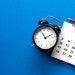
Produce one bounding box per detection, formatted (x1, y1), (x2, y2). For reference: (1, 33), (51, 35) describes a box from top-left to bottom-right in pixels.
(51, 21), (75, 65)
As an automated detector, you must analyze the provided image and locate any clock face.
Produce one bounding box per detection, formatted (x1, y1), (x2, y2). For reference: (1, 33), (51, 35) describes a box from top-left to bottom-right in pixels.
(33, 26), (58, 50)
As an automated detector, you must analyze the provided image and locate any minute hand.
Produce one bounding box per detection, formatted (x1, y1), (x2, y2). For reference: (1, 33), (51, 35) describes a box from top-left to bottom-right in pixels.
(46, 34), (53, 38)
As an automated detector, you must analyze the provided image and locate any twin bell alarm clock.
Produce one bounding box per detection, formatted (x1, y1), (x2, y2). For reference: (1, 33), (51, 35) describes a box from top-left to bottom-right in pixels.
(32, 16), (61, 54)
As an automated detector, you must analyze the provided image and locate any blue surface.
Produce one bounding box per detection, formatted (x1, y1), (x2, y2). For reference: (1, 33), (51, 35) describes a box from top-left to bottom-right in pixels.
(0, 0), (75, 75)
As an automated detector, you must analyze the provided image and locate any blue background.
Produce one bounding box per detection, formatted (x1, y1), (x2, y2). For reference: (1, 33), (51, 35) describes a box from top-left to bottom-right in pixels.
(0, 0), (75, 75)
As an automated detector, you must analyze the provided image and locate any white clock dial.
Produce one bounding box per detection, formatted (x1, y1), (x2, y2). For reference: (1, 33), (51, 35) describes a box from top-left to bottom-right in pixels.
(34, 26), (57, 49)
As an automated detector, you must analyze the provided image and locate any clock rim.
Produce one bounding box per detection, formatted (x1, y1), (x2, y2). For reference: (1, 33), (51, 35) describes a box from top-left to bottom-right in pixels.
(32, 25), (58, 52)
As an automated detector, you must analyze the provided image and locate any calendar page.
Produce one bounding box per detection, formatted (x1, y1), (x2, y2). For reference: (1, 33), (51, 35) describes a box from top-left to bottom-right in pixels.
(51, 21), (75, 65)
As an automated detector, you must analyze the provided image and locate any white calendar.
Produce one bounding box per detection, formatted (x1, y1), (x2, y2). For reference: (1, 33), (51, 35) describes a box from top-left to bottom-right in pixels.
(51, 21), (75, 65)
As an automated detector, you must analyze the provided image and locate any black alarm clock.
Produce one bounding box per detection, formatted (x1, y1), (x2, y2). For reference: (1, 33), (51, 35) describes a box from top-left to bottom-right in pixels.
(32, 16), (61, 53)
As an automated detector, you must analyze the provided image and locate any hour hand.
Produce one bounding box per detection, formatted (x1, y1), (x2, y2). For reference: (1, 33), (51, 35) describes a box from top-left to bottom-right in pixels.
(41, 32), (46, 39)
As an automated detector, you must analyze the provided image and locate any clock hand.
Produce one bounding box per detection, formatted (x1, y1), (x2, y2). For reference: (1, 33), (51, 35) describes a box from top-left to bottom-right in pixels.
(41, 32), (46, 39)
(46, 34), (53, 38)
